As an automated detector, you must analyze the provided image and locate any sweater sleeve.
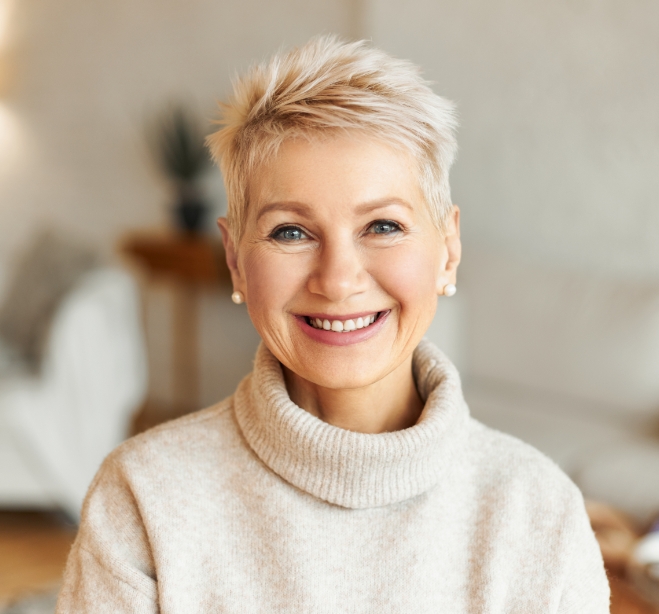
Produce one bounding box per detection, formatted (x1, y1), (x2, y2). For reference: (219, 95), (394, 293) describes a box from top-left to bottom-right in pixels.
(557, 498), (610, 614)
(56, 450), (159, 613)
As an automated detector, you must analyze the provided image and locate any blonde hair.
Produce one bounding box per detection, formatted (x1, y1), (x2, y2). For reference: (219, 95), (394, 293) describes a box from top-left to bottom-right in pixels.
(207, 36), (458, 243)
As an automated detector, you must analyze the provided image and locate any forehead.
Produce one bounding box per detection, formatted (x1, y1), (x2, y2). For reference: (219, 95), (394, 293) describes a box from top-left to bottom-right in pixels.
(248, 136), (426, 219)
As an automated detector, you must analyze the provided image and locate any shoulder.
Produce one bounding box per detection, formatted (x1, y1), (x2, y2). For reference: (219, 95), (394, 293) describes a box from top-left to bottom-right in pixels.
(94, 396), (240, 490)
(457, 419), (602, 574)
(462, 420), (608, 607)
(463, 417), (585, 516)
(60, 398), (241, 605)
(467, 417), (575, 484)
(123, 396), (234, 451)
(79, 395), (249, 534)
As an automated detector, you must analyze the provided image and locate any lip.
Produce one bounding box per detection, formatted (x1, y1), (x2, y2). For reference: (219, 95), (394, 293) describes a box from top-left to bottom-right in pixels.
(294, 310), (390, 347)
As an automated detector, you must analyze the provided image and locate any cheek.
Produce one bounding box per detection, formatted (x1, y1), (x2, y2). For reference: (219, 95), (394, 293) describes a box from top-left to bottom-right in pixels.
(242, 250), (305, 323)
(371, 244), (439, 313)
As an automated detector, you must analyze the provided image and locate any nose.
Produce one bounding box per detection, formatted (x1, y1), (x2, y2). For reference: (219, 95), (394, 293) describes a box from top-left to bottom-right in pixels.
(307, 235), (369, 302)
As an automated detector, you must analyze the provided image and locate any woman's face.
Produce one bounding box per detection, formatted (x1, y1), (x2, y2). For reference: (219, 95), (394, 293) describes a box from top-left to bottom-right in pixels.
(219, 136), (461, 390)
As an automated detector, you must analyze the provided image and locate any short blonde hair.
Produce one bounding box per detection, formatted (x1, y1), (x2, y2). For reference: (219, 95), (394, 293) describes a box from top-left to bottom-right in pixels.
(207, 36), (458, 243)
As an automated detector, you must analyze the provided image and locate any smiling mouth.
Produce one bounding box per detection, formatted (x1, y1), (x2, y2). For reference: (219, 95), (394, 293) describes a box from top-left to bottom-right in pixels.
(304, 312), (384, 332)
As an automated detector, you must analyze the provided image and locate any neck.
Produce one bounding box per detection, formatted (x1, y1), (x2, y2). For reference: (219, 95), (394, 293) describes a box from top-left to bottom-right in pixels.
(282, 355), (424, 434)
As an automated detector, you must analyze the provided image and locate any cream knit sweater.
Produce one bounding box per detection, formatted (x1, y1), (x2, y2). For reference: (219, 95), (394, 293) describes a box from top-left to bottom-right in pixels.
(57, 340), (610, 613)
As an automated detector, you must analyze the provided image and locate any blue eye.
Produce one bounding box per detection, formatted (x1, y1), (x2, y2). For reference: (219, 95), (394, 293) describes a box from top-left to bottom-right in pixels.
(370, 220), (401, 235)
(272, 226), (306, 242)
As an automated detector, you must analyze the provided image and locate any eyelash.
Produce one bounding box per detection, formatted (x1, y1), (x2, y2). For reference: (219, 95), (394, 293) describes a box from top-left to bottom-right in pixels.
(270, 220), (403, 242)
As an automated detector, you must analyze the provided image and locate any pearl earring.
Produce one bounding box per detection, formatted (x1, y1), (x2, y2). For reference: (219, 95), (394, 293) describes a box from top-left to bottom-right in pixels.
(231, 291), (244, 305)
(443, 283), (457, 297)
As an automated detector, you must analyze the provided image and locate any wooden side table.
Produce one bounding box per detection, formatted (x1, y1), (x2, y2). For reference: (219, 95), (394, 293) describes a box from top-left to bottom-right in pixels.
(120, 231), (231, 430)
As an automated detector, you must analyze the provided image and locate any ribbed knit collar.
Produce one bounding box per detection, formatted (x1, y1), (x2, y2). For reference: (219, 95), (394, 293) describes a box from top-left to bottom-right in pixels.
(233, 339), (470, 509)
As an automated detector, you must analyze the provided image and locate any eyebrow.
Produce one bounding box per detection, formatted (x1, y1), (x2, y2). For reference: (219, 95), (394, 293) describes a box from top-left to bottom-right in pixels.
(354, 199), (413, 214)
(255, 198), (413, 221)
(256, 201), (312, 221)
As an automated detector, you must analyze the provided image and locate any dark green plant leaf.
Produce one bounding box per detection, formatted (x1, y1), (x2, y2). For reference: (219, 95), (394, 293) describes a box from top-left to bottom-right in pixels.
(147, 104), (212, 183)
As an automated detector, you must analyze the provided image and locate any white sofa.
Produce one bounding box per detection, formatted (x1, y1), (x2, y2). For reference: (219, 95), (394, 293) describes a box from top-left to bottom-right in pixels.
(0, 267), (147, 519)
(457, 250), (659, 525)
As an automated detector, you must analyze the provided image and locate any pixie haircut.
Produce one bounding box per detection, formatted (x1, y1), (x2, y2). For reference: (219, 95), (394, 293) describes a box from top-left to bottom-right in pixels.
(207, 36), (458, 243)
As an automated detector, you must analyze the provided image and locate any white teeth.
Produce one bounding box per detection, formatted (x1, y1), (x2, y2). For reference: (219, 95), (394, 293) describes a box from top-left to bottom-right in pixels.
(309, 313), (379, 331)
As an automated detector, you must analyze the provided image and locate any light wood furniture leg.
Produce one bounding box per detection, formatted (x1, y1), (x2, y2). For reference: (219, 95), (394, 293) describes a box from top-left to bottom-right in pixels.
(172, 283), (199, 415)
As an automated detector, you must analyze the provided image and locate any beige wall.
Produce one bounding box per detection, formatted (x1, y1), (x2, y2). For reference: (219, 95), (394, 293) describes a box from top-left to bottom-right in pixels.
(366, 0), (659, 277)
(0, 0), (353, 265)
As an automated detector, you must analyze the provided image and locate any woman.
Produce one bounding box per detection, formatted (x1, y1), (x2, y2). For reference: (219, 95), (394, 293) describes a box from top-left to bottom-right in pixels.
(57, 37), (609, 612)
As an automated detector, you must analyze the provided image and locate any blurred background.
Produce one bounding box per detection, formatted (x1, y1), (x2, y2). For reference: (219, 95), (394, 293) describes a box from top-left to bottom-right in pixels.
(1, 0), (658, 611)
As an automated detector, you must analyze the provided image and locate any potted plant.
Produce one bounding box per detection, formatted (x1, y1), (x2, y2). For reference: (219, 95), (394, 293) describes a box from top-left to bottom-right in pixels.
(148, 104), (212, 233)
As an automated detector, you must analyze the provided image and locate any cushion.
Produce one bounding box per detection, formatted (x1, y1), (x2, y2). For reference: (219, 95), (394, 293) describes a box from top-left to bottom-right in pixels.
(0, 230), (100, 372)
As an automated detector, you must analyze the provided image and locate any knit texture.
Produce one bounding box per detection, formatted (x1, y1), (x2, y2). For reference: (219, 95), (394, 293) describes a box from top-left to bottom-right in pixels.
(57, 340), (610, 613)
(235, 340), (470, 509)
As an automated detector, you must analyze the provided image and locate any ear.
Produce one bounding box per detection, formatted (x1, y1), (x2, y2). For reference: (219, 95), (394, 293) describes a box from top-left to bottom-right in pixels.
(217, 218), (246, 295)
(436, 205), (462, 294)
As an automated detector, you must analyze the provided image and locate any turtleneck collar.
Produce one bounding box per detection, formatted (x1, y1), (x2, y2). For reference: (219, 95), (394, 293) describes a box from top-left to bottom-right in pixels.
(233, 339), (470, 509)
